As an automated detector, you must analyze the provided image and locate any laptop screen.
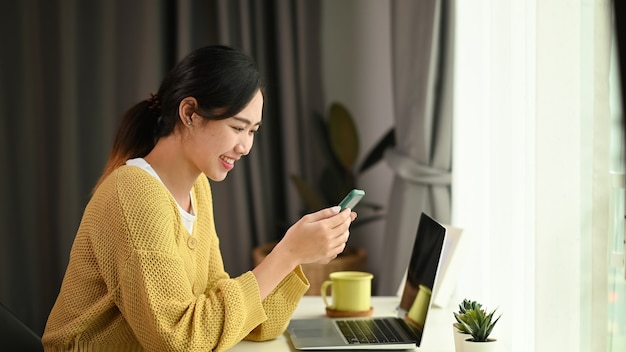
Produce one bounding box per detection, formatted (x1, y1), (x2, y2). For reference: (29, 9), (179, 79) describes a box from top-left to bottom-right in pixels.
(396, 212), (446, 343)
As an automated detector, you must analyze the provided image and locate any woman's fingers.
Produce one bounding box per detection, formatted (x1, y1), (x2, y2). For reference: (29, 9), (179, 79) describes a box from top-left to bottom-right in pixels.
(278, 206), (357, 265)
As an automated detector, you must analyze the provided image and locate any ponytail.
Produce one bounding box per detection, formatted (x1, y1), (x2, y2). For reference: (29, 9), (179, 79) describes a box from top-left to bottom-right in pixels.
(93, 96), (161, 191)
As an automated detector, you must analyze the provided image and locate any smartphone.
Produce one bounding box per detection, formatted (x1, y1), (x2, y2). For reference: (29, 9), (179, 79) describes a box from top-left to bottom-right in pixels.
(338, 189), (365, 210)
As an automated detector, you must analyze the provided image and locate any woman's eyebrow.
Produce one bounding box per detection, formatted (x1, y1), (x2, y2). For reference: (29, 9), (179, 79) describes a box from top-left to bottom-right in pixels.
(233, 116), (262, 126)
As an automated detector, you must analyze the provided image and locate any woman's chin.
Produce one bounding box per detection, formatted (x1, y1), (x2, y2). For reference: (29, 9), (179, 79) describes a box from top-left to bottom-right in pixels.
(206, 172), (228, 182)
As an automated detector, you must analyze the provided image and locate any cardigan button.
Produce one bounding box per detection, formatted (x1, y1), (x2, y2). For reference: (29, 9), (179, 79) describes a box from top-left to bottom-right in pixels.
(187, 237), (197, 249)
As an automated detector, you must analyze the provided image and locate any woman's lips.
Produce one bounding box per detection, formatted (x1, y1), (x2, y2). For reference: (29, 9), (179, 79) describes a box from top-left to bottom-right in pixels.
(220, 155), (235, 170)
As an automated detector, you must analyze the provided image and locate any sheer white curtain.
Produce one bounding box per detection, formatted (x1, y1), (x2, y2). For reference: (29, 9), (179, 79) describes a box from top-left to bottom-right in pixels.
(453, 0), (614, 351)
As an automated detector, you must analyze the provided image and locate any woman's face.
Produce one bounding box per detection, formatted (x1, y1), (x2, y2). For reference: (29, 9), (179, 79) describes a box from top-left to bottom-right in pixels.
(186, 90), (263, 181)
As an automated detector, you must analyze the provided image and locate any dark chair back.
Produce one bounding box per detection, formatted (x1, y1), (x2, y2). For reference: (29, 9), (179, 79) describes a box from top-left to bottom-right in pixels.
(0, 303), (43, 351)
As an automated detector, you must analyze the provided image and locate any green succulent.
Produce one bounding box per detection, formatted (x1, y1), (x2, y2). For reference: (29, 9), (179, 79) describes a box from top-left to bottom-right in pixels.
(454, 307), (502, 342)
(458, 299), (482, 314)
(453, 311), (472, 334)
(453, 299), (482, 333)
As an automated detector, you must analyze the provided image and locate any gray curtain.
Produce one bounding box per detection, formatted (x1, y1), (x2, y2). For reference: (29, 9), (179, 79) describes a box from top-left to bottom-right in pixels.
(210, 0), (325, 276)
(377, 0), (454, 295)
(0, 0), (172, 336)
(0, 0), (322, 336)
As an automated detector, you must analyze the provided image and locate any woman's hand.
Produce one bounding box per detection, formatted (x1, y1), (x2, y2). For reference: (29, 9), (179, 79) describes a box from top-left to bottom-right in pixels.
(251, 206), (356, 299)
(274, 206), (358, 266)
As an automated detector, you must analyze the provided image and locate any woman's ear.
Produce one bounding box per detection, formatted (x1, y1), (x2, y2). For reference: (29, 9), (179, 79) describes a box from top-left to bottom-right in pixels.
(178, 97), (198, 126)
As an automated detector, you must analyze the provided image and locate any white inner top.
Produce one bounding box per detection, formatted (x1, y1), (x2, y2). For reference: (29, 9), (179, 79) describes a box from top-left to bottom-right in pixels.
(126, 158), (196, 234)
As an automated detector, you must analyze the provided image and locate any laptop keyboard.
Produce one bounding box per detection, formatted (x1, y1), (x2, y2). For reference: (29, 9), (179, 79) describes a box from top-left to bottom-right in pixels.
(335, 318), (403, 344)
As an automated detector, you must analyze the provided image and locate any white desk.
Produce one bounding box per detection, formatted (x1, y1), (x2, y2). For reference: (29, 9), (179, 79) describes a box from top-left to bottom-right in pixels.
(230, 296), (456, 351)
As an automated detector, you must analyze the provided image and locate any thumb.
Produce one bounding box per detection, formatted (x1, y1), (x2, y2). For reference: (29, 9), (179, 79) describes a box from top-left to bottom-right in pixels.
(307, 206), (342, 221)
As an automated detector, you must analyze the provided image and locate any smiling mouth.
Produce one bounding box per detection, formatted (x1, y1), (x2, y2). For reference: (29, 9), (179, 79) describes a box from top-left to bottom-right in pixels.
(220, 156), (235, 165)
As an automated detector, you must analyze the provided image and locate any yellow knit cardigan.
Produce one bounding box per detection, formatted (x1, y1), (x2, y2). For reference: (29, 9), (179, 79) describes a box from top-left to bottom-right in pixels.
(42, 166), (309, 351)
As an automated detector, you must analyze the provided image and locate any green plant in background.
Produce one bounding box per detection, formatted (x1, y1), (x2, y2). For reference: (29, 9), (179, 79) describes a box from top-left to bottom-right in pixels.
(453, 303), (502, 342)
(290, 102), (391, 226)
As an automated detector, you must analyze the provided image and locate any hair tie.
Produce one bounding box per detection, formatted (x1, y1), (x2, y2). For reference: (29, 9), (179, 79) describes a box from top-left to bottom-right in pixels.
(147, 93), (161, 111)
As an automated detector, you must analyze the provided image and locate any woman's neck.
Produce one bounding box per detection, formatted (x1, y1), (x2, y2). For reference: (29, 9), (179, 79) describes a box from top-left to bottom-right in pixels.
(144, 136), (198, 212)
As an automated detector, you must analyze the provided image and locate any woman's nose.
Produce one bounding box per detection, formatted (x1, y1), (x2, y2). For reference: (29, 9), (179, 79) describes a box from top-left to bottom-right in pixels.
(235, 136), (253, 155)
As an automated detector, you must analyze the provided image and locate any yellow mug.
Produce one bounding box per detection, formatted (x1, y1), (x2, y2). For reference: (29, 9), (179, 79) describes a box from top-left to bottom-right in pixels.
(321, 271), (373, 312)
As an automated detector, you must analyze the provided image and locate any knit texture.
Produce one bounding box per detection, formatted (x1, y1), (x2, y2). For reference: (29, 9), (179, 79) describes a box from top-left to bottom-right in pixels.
(42, 166), (309, 351)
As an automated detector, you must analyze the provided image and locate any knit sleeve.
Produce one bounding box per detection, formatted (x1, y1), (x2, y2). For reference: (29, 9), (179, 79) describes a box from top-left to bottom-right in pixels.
(244, 265), (310, 341)
(107, 169), (272, 351)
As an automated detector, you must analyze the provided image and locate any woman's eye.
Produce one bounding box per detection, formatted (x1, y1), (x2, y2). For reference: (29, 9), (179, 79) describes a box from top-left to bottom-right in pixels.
(232, 126), (259, 134)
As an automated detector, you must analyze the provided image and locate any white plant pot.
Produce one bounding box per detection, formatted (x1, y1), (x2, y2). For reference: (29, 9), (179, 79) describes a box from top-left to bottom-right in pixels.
(461, 338), (501, 352)
(452, 325), (470, 352)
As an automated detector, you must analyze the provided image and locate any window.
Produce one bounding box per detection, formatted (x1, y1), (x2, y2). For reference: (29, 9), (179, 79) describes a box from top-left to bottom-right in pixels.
(453, 1), (624, 351)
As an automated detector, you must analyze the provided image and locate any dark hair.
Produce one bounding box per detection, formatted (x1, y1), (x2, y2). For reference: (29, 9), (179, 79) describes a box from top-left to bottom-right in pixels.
(95, 45), (264, 189)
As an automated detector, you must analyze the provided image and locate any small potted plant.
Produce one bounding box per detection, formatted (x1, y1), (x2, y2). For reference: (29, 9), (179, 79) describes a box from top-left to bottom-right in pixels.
(453, 299), (482, 351)
(452, 299), (502, 352)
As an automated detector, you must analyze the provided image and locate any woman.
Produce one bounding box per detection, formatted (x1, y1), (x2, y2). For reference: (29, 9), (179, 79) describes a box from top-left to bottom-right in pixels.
(42, 45), (356, 351)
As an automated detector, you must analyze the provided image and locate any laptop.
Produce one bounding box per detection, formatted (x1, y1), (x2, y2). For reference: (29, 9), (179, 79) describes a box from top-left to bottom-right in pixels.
(286, 212), (447, 350)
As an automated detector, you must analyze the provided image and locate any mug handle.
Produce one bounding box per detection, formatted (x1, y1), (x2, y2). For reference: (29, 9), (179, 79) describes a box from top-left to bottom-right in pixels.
(321, 280), (333, 308)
